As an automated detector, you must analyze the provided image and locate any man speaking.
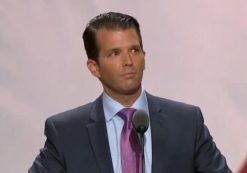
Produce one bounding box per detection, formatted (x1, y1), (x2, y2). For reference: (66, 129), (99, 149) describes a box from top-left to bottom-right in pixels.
(29, 12), (232, 173)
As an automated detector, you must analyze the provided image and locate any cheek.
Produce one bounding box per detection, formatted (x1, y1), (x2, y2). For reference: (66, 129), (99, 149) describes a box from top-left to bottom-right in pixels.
(99, 66), (118, 79)
(138, 59), (145, 71)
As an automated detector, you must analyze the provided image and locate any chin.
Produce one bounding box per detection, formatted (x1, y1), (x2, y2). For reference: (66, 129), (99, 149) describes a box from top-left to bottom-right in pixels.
(122, 86), (141, 95)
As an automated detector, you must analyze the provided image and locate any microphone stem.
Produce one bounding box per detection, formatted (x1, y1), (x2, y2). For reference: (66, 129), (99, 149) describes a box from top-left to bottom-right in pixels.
(141, 133), (145, 173)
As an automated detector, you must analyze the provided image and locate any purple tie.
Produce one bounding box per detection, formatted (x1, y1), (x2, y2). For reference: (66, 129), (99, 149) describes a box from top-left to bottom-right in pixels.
(118, 108), (142, 173)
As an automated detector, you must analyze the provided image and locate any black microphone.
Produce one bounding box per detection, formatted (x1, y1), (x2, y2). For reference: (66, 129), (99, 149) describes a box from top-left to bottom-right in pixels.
(132, 109), (149, 135)
(132, 110), (149, 173)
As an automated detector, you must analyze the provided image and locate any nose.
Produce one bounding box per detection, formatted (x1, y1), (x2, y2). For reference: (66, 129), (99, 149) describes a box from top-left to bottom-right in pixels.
(123, 52), (133, 66)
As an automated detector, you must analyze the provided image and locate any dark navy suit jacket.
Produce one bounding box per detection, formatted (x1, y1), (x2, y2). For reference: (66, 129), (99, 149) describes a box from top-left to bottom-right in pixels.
(29, 92), (232, 173)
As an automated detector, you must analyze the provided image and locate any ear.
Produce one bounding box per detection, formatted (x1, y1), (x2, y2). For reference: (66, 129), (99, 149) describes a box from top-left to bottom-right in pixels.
(87, 59), (101, 78)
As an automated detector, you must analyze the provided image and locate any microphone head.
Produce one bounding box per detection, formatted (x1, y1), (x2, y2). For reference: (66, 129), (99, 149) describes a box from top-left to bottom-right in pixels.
(132, 109), (149, 135)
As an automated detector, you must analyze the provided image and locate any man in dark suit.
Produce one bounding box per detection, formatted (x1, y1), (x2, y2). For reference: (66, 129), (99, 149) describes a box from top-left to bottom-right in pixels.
(29, 12), (232, 173)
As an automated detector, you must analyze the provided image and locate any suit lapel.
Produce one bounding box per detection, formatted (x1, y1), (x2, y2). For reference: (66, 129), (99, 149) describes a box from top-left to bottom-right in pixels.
(146, 93), (171, 173)
(86, 96), (114, 173)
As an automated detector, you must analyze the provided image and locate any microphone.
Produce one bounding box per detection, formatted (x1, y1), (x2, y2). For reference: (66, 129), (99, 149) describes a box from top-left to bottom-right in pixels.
(132, 109), (149, 135)
(132, 110), (149, 173)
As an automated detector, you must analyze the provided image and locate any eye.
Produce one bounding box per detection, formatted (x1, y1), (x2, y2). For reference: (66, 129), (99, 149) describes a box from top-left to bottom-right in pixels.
(108, 50), (120, 57)
(130, 47), (141, 55)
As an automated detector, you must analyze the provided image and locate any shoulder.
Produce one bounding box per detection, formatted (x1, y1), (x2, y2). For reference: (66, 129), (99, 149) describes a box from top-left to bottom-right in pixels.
(44, 94), (103, 133)
(44, 102), (94, 134)
(146, 92), (203, 123)
(146, 92), (201, 113)
(46, 92), (104, 129)
(48, 102), (93, 124)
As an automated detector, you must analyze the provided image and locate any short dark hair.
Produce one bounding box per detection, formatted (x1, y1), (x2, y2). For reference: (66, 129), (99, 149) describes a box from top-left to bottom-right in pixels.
(82, 12), (143, 62)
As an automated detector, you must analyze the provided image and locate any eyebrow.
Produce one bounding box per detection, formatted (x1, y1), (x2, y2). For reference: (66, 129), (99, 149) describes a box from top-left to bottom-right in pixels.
(107, 47), (121, 53)
(130, 44), (142, 49)
(106, 43), (141, 53)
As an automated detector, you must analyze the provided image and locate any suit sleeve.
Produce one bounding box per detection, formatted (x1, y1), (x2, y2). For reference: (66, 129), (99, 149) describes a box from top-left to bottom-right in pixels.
(194, 107), (232, 173)
(28, 118), (66, 173)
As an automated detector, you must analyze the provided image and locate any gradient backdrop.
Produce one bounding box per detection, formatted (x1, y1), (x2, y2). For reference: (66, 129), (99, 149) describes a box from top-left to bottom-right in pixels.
(0, 0), (246, 172)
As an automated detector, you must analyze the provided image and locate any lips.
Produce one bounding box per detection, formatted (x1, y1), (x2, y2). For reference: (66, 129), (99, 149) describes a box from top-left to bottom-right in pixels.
(121, 72), (136, 78)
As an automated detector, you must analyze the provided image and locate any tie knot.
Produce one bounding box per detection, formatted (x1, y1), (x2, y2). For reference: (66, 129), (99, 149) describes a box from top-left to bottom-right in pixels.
(118, 108), (137, 123)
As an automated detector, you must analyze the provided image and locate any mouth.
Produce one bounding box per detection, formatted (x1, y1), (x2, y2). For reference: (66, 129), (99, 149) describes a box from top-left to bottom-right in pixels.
(121, 72), (136, 78)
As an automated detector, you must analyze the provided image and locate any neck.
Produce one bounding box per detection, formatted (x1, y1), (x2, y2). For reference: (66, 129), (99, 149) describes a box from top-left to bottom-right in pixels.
(104, 88), (142, 107)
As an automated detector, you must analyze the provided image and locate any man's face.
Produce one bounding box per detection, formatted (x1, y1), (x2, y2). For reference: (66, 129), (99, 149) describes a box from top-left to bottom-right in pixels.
(87, 28), (145, 99)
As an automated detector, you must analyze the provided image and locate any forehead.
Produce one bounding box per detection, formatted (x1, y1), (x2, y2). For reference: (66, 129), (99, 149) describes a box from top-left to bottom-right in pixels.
(95, 28), (140, 50)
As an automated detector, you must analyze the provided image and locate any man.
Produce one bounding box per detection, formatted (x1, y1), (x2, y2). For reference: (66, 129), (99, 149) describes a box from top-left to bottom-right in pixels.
(29, 12), (232, 173)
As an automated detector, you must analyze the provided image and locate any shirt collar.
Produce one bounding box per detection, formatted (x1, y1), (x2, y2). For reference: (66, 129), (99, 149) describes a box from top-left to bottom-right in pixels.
(102, 88), (149, 122)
